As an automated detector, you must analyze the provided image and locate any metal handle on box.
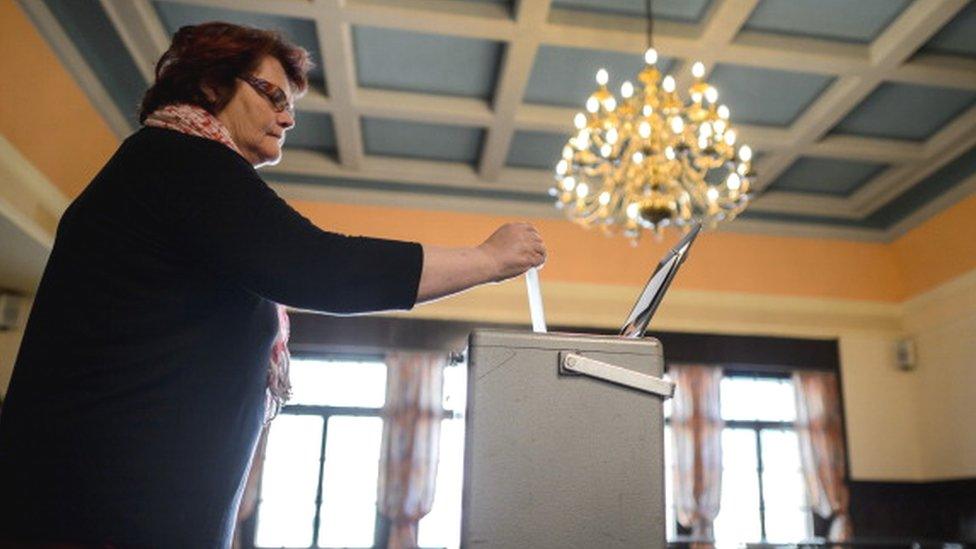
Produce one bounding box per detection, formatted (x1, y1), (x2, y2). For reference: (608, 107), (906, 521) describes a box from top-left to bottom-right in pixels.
(560, 352), (674, 399)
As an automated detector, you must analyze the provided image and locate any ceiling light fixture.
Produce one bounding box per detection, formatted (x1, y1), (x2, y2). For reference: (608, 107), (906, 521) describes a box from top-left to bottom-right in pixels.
(551, 0), (755, 242)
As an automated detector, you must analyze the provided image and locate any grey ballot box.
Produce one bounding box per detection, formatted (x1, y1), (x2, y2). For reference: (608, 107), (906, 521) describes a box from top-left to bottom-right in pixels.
(460, 330), (671, 549)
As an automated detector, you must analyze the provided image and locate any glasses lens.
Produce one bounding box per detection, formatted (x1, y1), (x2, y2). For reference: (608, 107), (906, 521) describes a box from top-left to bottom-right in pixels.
(273, 92), (291, 113)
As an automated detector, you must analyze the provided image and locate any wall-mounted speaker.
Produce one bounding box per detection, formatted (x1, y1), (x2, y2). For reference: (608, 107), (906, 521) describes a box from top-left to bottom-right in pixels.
(895, 338), (916, 371)
(0, 292), (24, 331)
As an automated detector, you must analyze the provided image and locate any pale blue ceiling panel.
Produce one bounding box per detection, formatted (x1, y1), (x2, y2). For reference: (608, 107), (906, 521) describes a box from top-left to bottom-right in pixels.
(285, 112), (337, 157)
(707, 64), (834, 127)
(362, 118), (484, 163)
(525, 45), (675, 107)
(742, 0), (912, 43)
(506, 131), (571, 169)
(353, 27), (502, 99)
(152, 2), (326, 92)
(919, 2), (976, 58)
(44, 0), (145, 127)
(551, 0), (712, 22)
(768, 157), (887, 197)
(832, 83), (976, 141)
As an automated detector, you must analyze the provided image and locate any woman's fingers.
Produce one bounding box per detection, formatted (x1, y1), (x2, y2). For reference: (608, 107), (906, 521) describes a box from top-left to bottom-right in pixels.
(478, 222), (548, 281)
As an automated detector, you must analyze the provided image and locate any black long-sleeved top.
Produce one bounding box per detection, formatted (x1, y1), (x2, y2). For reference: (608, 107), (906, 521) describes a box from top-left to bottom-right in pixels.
(0, 127), (423, 547)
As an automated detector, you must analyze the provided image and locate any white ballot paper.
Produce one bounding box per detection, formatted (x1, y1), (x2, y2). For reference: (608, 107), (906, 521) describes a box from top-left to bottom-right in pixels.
(524, 267), (547, 333)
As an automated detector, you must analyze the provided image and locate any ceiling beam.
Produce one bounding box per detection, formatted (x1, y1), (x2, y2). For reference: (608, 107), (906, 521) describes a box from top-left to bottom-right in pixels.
(478, 0), (551, 181)
(152, 0), (311, 18)
(267, 149), (552, 194)
(808, 135), (926, 164)
(315, 0), (364, 169)
(890, 54), (976, 90)
(343, 0), (514, 41)
(99, 0), (170, 84)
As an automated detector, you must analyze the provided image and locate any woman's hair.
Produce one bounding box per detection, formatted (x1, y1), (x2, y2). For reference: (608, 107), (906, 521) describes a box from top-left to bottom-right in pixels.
(138, 21), (313, 122)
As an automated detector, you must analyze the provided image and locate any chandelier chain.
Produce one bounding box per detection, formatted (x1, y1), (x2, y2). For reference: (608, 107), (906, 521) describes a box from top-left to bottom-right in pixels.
(646, 0), (653, 50)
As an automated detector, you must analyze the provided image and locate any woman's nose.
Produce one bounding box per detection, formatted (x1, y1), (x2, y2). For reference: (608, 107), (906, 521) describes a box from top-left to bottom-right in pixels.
(278, 109), (295, 130)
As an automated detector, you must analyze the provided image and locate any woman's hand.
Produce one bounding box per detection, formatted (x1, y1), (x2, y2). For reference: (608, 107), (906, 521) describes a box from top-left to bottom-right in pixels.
(416, 223), (547, 304)
(476, 222), (547, 282)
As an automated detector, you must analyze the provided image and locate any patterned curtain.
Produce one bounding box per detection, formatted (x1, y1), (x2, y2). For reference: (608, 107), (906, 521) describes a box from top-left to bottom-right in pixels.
(793, 371), (852, 541)
(670, 365), (724, 544)
(232, 425), (269, 549)
(378, 352), (445, 549)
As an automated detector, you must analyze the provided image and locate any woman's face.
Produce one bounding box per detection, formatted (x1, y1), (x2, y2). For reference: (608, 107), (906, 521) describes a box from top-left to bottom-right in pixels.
(216, 56), (296, 168)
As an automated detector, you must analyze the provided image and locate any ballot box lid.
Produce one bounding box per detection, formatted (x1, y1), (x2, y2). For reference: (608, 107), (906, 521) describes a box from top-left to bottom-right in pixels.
(469, 329), (662, 357)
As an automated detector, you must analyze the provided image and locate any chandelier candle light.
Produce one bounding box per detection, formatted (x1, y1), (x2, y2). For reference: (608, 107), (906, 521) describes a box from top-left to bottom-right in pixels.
(551, 5), (755, 242)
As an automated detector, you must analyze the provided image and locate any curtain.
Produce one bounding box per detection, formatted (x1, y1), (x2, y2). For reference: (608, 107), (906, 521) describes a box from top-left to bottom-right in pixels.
(670, 365), (724, 544)
(377, 352), (446, 549)
(793, 371), (852, 541)
(232, 425), (269, 549)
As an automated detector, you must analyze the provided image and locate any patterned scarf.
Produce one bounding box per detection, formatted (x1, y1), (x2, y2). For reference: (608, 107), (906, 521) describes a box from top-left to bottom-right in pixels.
(145, 103), (291, 422)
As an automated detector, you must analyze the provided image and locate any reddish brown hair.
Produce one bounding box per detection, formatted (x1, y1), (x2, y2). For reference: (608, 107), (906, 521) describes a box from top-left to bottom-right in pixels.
(139, 22), (313, 123)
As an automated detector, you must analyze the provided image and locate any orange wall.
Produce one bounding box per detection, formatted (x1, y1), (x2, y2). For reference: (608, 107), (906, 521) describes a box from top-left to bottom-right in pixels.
(2, 0), (974, 303)
(0, 0), (118, 198)
(292, 201), (907, 302)
(891, 192), (976, 297)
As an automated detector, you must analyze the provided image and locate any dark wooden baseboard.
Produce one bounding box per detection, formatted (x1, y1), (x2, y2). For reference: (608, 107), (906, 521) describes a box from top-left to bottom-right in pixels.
(850, 478), (976, 543)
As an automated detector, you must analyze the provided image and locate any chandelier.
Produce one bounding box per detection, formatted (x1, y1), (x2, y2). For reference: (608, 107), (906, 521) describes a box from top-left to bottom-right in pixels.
(551, 2), (755, 242)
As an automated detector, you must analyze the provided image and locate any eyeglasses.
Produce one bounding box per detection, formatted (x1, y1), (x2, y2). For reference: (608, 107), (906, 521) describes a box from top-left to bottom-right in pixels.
(239, 75), (294, 114)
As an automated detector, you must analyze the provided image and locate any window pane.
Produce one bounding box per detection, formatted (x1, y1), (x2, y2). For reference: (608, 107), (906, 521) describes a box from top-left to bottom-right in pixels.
(442, 362), (467, 413)
(763, 469), (808, 509)
(289, 358), (387, 407)
(764, 507), (813, 543)
(319, 416), (383, 548)
(761, 429), (802, 473)
(720, 377), (797, 422)
(722, 428), (758, 471)
(261, 415), (324, 502)
(255, 415), (324, 546)
(714, 428), (761, 546)
(714, 489), (761, 547)
(255, 502), (317, 548)
(761, 429), (809, 527)
(418, 418), (465, 549)
(664, 425), (676, 540)
(662, 373), (673, 419)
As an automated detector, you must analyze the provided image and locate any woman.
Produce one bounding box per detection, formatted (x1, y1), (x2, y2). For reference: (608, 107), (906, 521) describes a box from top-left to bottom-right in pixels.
(0, 22), (545, 548)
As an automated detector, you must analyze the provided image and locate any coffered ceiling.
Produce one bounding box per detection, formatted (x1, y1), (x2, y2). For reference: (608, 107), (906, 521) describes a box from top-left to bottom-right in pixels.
(17, 0), (976, 242)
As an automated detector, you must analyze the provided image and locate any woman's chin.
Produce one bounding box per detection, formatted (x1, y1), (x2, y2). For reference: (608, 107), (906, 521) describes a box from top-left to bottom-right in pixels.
(254, 148), (283, 168)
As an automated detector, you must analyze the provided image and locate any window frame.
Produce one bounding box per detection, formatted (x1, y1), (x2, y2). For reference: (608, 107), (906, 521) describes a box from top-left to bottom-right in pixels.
(244, 352), (460, 549)
(665, 369), (816, 545)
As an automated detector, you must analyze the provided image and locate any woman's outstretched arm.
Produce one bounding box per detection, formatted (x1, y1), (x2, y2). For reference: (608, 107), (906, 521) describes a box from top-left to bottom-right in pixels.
(416, 222), (547, 304)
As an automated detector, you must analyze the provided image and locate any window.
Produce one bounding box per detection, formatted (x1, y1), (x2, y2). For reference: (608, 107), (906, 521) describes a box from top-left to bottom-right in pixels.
(664, 373), (814, 547)
(252, 356), (466, 549)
